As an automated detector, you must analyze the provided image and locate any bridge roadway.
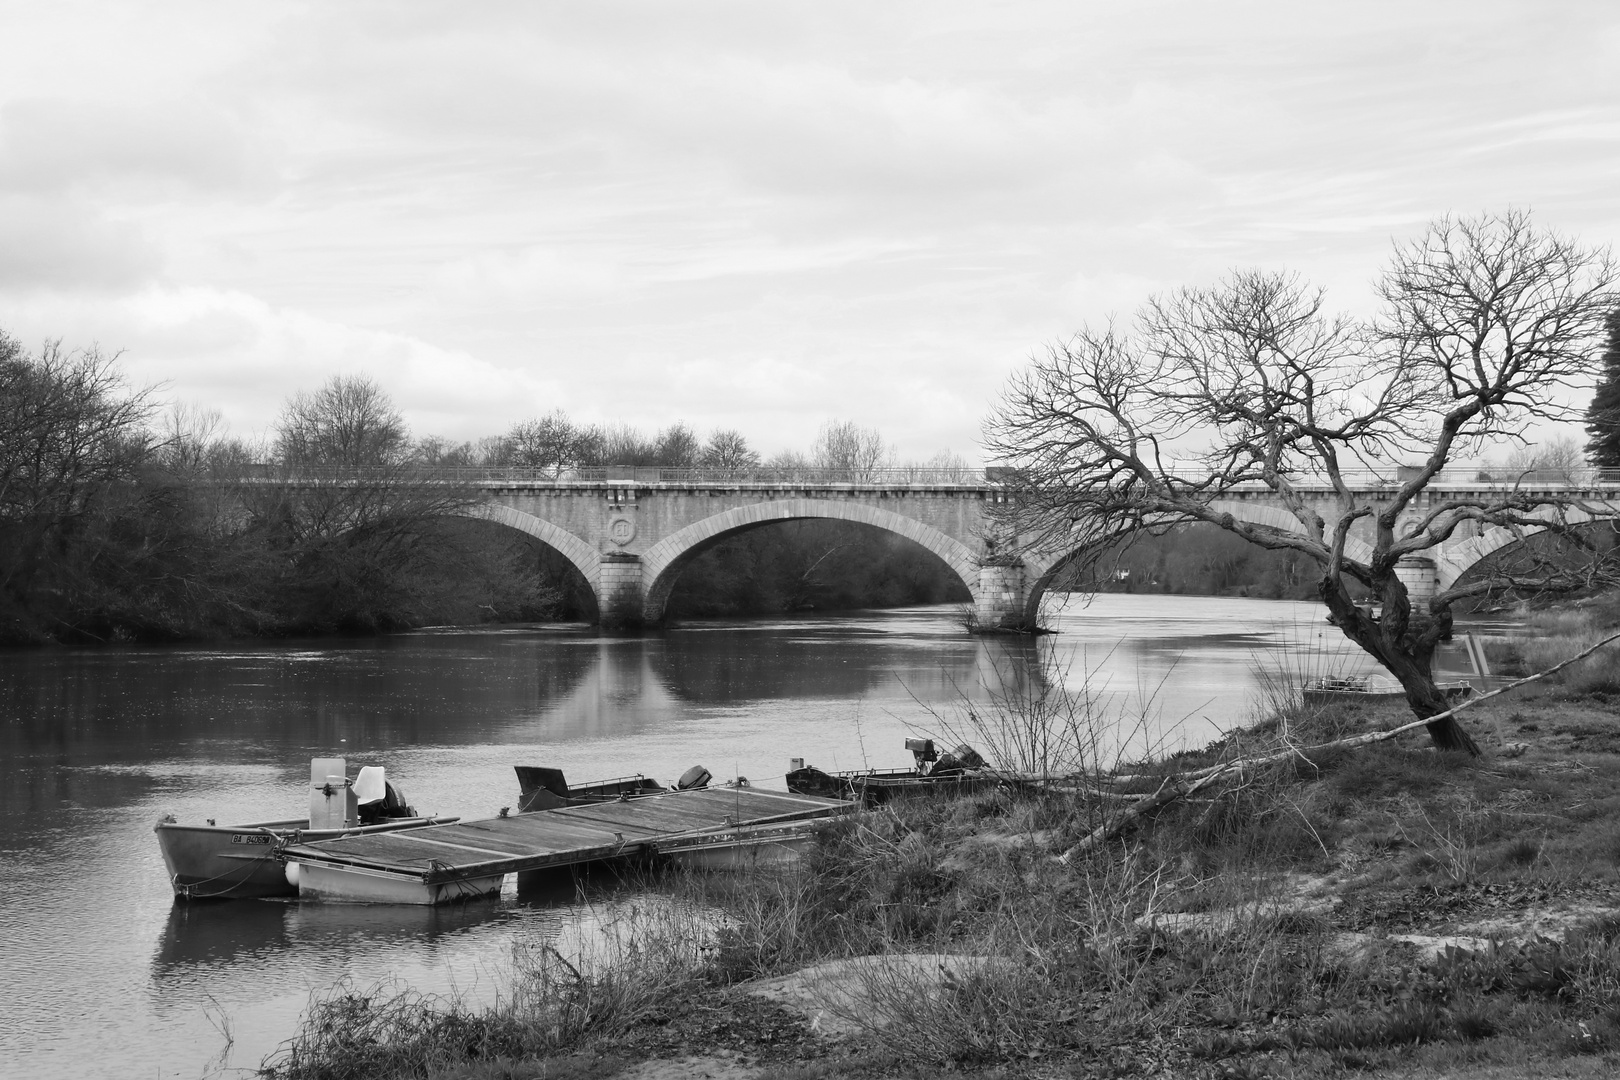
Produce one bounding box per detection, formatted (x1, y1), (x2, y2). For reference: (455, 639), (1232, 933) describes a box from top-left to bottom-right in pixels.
(395, 465), (1617, 628)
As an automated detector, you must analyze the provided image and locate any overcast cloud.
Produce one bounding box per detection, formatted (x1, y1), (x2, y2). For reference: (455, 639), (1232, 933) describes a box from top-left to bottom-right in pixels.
(1, 1), (1616, 459)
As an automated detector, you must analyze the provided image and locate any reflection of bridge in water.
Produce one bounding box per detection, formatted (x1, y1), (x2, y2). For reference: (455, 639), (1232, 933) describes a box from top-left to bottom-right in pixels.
(505, 627), (1042, 747)
(442, 466), (1620, 627)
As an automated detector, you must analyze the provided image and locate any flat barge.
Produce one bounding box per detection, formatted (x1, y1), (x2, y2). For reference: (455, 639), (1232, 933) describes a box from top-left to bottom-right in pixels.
(280, 786), (852, 905)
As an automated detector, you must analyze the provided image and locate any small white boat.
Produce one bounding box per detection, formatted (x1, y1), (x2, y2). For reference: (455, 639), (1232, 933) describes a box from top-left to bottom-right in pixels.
(154, 758), (456, 900)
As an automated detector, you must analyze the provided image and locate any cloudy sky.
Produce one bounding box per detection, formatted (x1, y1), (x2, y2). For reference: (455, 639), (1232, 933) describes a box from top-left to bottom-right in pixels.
(1, 1), (1617, 462)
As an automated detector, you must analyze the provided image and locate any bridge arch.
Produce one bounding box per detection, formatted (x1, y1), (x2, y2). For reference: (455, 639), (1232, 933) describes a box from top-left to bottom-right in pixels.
(1017, 501), (1376, 623)
(1436, 507), (1617, 593)
(467, 502), (602, 594)
(639, 499), (980, 623)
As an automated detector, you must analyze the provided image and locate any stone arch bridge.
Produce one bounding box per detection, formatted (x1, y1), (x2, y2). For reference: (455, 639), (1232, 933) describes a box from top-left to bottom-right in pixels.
(443, 467), (1620, 627)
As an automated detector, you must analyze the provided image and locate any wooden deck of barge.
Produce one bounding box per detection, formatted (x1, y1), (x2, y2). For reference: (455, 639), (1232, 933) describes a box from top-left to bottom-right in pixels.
(280, 787), (851, 904)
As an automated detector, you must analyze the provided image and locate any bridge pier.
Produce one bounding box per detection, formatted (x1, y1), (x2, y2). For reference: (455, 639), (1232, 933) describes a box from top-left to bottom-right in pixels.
(1394, 555), (1439, 606)
(598, 553), (644, 628)
(974, 561), (1032, 631)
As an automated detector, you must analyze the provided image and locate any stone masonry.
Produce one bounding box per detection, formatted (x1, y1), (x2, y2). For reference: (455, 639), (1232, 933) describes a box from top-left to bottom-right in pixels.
(465, 478), (1618, 627)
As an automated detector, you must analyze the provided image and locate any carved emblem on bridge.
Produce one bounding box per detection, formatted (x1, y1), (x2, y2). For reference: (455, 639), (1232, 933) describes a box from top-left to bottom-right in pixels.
(607, 515), (637, 546)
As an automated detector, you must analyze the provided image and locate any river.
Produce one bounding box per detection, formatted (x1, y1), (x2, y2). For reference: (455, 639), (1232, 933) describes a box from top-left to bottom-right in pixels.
(0, 594), (1499, 1078)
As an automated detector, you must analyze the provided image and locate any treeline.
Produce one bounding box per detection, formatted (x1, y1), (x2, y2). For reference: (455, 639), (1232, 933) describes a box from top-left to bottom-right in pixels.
(0, 335), (971, 643)
(1066, 521), (1617, 605)
(416, 410), (971, 479)
(0, 338), (560, 643)
(1060, 523), (1335, 601)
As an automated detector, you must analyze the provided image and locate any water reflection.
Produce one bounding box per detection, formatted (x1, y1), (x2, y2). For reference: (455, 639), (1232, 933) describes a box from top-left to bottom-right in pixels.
(152, 897), (510, 975)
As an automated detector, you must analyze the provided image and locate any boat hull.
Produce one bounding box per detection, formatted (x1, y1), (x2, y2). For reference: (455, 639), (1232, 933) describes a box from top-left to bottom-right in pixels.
(652, 820), (820, 870)
(787, 765), (998, 806)
(292, 860), (505, 905)
(155, 817), (457, 900)
(1301, 683), (1472, 708)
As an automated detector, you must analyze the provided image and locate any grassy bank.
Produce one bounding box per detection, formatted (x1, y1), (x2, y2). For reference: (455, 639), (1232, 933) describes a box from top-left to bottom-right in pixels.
(262, 603), (1620, 1080)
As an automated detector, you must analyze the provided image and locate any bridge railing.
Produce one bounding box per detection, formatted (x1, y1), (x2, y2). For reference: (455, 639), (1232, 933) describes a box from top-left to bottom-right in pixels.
(1164, 466), (1620, 489)
(411, 465), (998, 485)
(197, 463), (1620, 488)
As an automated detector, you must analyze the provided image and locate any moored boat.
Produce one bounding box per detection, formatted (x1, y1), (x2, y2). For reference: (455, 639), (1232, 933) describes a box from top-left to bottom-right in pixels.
(154, 757), (456, 900)
(513, 764), (714, 811)
(1300, 676), (1474, 708)
(155, 815), (459, 899)
(786, 738), (999, 805)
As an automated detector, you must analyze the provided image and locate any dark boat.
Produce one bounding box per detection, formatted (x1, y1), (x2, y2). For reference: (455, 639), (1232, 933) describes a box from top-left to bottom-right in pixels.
(786, 739), (999, 805)
(514, 764), (713, 812)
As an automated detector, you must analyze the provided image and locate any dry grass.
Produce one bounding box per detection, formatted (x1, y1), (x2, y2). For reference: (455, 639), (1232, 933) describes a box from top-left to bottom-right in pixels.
(1484, 598), (1620, 696)
(262, 899), (714, 1080)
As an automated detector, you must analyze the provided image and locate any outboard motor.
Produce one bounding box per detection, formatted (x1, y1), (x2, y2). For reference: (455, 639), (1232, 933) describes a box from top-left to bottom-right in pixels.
(906, 738), (938, 774)
(355, 766), (418, 824)
(953, 744), (986, 769)
(380, 780), (415, 818)
(675, 765), (712, 790)
(932, 744), (985, 776)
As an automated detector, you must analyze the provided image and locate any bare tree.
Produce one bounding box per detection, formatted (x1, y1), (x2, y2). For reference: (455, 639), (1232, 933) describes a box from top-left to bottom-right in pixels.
(249, 375), (482, 629)
(1502, 434), (1587, 484)
(153, 402), (229, 475)
(986, 211), (1619, 754)
(471, 434), (515, 467)
(276, 375), (408, 469)
(0, 335), (160, 640)
(700, 428), (760, 472)
(411, 435), (476, 468)
(579, 422), (657, 466)
(915, 449), (977, 481)
(1, 336), (156, 516)
(813, 419), (890, 480)
(507, 411), (579, 475)
(655, 422), (701, 468)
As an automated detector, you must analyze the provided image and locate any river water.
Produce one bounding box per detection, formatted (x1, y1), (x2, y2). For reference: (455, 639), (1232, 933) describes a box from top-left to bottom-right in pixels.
(0, 595), (1495, 1079)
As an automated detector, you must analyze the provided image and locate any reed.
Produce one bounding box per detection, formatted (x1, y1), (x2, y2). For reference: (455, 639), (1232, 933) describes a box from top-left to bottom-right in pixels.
(262, 897), (713, 1080)
(914, 641), (1180, 778)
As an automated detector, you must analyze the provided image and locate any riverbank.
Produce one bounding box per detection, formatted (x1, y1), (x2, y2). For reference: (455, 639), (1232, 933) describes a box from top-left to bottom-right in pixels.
(258, 598), (1620, 1080)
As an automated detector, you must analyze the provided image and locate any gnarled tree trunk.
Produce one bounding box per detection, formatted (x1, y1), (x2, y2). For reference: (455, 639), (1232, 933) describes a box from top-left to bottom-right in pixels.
(1319, 578), (1481, 755)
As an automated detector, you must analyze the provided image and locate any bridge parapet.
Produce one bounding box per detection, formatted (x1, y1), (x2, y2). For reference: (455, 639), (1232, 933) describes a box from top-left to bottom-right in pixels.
(436, 465), (995, 486)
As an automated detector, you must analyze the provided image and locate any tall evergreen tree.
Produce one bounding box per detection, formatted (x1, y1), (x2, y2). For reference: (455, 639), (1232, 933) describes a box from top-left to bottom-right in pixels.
(1587, 310), (1620, 467)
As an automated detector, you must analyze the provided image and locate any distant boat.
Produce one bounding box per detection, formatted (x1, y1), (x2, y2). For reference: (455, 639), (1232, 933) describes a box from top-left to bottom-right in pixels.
(154, 758), (456, 900)
(513, 764), (714, 812)
(786, 739), (1001, 805)
(1300, 676), (1473, 707)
